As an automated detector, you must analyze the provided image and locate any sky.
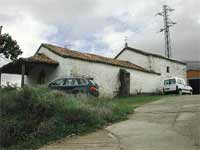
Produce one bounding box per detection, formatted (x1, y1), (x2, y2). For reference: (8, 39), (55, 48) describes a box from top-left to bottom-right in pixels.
(0, 0), (200, 65)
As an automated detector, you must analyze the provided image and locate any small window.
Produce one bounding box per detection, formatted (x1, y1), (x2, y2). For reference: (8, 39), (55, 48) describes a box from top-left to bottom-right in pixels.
(166, 66), (170, 73)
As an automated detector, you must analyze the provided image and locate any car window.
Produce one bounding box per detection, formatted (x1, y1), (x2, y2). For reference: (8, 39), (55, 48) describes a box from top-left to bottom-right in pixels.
(50, 79), (65, 86)
(178, 79), (182, 84)
(164, 79), (176, 85)
(169, 79), (176, 84)
(89, 80), (96, 86)
(64, 78), (79, 86)
(73, 79), (79, 86)
(64, 78), (73, 86)
(164, 80), (169, 85)
(77, 78), (87, 85)
(178, 79), (185, 85)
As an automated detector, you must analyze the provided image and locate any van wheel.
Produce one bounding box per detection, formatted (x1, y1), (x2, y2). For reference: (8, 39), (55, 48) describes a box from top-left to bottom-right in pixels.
(178, 90), (182, 95)
(189, 91), (192, 95)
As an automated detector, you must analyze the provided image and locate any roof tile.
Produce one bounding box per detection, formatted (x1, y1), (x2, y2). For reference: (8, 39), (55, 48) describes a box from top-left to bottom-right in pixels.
(22, 53), (59, 65)
(42, 43), (159, 74)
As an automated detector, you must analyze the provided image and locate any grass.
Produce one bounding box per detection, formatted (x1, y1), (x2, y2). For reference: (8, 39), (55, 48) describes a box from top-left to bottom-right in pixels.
(0, 86), (164, 150)
(115, 95), (163, 107)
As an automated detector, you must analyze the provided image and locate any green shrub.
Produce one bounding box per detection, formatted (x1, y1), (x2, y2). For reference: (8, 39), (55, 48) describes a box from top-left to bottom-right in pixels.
(0, 86), (162, 149)
(0, 86), (135, 149)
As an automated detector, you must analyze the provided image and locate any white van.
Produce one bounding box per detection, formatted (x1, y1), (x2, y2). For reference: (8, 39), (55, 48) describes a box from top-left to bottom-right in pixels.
(163, 77), (193, 95)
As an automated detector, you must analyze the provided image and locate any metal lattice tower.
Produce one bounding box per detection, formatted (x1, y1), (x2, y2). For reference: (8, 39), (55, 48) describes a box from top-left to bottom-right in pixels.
(0, 26), (3, 34)
(156, 5), (176, 58)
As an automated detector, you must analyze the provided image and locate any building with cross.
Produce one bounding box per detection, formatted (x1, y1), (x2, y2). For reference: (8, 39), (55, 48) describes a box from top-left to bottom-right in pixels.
(0, 43), (186, 97)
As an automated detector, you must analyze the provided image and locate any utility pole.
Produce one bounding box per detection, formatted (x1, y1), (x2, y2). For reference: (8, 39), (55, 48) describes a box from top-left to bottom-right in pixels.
(156, 5), (176, 58)
(0, 26), (2, 87)
(0, 26), (2, 34)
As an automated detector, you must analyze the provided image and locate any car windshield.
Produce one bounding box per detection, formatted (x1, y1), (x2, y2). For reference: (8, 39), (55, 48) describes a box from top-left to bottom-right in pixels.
(164, 80), (169, 85)
(89, 80), (96, 86)
(89, 80), (99, 88)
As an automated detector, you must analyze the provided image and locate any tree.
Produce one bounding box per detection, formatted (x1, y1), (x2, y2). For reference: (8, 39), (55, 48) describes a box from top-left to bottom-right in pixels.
(0, 33), (22, 60)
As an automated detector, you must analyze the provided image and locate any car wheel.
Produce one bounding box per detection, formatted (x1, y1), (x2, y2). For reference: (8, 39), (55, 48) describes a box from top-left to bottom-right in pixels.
(189, 91), (192, 95)
(163, 91), (167, 95)
(178, 90), (182, 95)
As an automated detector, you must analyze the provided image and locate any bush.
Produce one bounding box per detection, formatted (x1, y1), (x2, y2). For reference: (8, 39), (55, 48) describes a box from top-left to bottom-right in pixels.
(0, 86), (132, 149)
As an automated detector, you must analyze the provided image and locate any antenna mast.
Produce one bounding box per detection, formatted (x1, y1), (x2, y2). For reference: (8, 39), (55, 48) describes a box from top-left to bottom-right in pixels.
(156, 5), (176, 58)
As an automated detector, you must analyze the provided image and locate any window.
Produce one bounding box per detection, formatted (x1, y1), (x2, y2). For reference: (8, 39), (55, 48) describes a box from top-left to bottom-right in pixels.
(64, 78), (73, 86)
(89, 80), (96, 86)
(164, 79), (176, 85)
(50, 79), (65, 86)
(64, 78), (79, 86)
(178, 79), (182, 84)
(178, 79), (185, 85)
(166, 66), (170, 73)
(77, 78), (87, 85)
(164, 80), (169, 85)
(169, 79), (176, 84)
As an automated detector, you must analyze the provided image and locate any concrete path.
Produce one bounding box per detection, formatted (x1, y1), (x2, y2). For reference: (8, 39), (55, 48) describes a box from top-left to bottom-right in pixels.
(40, 95), (200, 150)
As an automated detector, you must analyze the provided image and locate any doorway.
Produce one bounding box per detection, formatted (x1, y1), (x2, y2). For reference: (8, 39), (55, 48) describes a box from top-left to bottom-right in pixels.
(119, 69), (130, 96)
(37, 70), (46, 85)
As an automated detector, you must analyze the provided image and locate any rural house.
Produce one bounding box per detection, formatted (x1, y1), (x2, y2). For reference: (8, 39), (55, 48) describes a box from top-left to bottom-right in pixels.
(0, 43), (186, 97)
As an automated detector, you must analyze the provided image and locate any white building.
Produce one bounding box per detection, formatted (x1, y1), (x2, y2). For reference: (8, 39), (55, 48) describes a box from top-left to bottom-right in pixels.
(0, 43), (186, 97)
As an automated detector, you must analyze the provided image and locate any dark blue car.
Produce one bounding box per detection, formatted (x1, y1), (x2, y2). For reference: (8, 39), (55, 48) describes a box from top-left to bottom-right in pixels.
(48, 77), (99, 97)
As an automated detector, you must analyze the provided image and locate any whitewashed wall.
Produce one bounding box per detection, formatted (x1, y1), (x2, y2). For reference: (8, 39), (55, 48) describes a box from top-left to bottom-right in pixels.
(27, 47), (160, 97)
(151, 56), (187, 89)
(116, 48), (187, 90)
(117, 49), (150, 69)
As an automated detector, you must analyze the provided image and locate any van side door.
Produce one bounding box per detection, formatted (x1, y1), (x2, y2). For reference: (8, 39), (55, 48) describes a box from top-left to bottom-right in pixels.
(169, 79), (176, 91)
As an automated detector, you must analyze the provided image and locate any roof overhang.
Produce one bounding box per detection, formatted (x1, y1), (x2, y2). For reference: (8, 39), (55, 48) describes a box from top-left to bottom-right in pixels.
(0, 53), (59, 75)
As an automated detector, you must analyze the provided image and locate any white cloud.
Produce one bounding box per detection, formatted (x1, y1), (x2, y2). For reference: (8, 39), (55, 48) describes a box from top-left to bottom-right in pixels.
(95, 25), (133, 56)
(198, 17), (200, 24)
(0, 0), (199, 61)
(2, 13), (58, 57)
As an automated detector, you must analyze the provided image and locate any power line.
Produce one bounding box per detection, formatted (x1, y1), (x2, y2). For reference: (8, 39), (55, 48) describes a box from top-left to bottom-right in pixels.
(156, 5), (176, 58)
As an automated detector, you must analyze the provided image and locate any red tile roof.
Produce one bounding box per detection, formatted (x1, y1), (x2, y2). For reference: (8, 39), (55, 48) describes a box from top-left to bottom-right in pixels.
(41, 43), (160, 75)
(115, 47), (186, 65)
(0, 53), (58, 74)
(22, 53), (59, 65)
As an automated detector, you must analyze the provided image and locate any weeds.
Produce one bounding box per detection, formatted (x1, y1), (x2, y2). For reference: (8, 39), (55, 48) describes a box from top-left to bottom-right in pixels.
(0, 86), (163, 149)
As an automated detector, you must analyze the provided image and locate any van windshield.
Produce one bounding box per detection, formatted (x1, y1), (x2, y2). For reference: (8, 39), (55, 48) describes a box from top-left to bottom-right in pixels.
(164, 79), (176, 85)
